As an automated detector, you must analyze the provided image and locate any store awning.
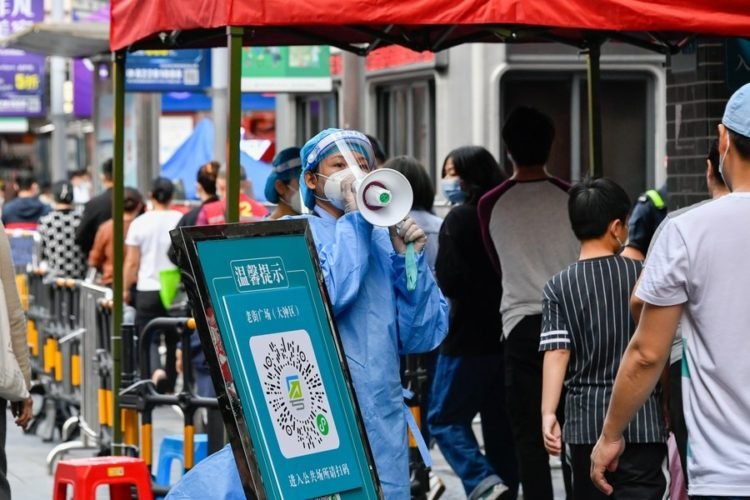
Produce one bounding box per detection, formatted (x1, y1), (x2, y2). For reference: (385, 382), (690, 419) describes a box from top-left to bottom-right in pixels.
(1, 22), (109, 59)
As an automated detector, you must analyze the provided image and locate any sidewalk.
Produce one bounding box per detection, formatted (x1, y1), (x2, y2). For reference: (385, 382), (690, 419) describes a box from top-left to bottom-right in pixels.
(5, 409), (565, 499)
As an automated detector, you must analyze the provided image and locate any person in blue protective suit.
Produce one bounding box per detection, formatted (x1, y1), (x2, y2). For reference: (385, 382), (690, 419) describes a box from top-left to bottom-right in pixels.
(265, 146), (303, 220)
(166, 129), (448, 500)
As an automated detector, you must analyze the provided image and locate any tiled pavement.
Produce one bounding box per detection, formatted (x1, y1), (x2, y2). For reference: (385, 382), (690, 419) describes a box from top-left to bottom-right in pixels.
(6, 409), (566, 499)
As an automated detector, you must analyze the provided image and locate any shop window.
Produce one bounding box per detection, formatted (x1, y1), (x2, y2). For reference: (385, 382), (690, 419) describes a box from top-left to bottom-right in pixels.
(503, 72), (650, 201)
(376, 79), (435, 177)
(296, 94), (338, 144)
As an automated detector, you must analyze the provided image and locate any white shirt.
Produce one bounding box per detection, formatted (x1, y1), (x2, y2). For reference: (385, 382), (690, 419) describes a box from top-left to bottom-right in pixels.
(636, 193), (750, 496)
(125, 209), (183, 291)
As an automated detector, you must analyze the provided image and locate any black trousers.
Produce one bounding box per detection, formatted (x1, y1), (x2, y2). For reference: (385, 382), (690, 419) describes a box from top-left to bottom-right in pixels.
(669, 360), (689, 486)
(569, 443), (668, 500)
(504, 314), (572, 500)
(135, 290), (178, 393)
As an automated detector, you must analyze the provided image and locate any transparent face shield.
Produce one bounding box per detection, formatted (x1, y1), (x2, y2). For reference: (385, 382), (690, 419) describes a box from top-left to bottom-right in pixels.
(333, 136), (373, 181)
(321, 132), (418, 288)
(316, 131), (412, 226)
(319, 135), (400, 209)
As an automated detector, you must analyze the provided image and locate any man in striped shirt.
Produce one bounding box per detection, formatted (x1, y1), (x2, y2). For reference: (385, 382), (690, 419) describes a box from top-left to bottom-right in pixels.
(540, 178), (667, 499)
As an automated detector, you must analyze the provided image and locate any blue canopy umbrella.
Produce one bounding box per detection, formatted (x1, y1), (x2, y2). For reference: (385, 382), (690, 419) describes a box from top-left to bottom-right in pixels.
(160, 117), (272, 201)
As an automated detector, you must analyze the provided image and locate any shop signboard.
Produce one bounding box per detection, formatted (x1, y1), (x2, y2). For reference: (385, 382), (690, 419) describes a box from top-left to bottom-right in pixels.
(125, 49), (212, 92)
(241, 46), (332, 92)
(0, 0), (45, 117)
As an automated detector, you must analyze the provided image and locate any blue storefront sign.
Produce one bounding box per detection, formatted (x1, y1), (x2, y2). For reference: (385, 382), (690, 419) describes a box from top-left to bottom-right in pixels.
(125, 49), (211, 92)
(0, 0), (45, 117)
(172, 221), (380, 499)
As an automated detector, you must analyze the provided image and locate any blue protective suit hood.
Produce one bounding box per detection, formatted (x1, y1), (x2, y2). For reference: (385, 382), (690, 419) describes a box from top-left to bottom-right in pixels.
(299, 129), (375, 210)
(264, 146), (302, 203)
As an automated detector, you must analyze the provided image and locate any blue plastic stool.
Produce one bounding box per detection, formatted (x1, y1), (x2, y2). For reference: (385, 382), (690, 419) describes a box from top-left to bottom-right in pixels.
(155, 433), (208, 486)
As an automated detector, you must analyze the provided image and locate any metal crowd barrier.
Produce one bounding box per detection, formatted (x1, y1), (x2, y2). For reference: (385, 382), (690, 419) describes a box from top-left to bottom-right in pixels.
(24, 265), (223, 491)
(45, 282), (114, 471)
(119, 316), (219, 495)
(25, 273), (77, 443)
(23, 267), (116, 472)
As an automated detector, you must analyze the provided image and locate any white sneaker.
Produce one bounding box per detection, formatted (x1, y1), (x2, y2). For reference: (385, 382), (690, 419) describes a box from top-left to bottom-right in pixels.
(478, 483), (510, 500)
(427, 471), (445, 500)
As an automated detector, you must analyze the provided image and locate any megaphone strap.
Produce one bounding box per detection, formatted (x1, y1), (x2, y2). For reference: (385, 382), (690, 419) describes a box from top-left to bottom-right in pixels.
(405, 243), (418, 292)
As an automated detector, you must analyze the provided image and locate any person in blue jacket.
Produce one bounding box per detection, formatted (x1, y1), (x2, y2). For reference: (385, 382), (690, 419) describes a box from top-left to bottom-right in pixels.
(167, 128), (448, 499)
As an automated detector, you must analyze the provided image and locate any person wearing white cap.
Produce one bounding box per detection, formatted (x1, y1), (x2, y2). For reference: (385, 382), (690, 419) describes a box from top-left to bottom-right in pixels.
(591, 83), (750, 498)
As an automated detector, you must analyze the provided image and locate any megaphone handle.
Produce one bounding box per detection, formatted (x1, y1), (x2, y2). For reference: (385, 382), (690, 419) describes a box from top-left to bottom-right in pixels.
(405, 242), (418, 292)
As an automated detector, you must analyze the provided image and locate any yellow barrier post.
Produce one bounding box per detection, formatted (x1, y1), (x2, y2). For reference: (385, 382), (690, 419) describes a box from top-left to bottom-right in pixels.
(27, 320), (38, 357)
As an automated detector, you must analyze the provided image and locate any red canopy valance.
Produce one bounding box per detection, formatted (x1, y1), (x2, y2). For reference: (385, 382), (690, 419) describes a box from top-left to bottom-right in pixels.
(110, 0), (750, 52)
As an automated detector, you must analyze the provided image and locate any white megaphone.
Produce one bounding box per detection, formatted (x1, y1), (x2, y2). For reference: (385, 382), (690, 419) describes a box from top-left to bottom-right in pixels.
(353, 168), (413, 227)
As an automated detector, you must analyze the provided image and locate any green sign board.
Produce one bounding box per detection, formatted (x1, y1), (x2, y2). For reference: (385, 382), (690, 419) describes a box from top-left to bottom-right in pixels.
(171, 220), (380, 499)
(241, 46), (332, 92)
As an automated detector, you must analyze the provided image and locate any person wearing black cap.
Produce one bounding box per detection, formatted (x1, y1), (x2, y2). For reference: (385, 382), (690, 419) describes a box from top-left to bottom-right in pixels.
(37, 181), (86, 279)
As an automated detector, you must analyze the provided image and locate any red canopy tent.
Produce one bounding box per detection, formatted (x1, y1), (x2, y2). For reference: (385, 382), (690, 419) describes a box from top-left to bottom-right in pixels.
(110, 0), (750, 53)
(105, 0), (750, 485)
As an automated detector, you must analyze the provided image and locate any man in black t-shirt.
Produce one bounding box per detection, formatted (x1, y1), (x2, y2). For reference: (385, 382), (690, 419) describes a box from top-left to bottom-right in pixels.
(75, 158), (113, 258)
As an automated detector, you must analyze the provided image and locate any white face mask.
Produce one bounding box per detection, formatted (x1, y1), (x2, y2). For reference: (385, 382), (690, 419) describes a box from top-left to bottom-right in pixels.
(282, 185), (302, 214)
(719, 138), (730, 186)
(315, 170), (355, 211)
(615, 234), (625, 254)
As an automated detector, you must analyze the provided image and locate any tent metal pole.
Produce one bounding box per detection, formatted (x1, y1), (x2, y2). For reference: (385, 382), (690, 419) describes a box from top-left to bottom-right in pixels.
(585, 40), (603, 177)
(226, 26), (244, 223)
(111, 50), (126, 454)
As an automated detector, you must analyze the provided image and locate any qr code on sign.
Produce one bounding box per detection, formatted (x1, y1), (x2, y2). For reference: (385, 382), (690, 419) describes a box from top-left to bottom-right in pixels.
(183, 69), (199, 85)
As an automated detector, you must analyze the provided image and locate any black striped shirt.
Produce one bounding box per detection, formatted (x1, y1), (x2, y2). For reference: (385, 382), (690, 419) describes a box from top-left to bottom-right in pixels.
(540, 255), (666, 445)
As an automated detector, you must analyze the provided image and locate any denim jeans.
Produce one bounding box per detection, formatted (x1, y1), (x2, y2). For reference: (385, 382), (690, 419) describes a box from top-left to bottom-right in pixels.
(428, 352), (518, 499)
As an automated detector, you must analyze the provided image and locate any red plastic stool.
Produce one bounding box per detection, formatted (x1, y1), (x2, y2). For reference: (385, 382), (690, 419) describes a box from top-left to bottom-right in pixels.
(53, 456), (154, 500)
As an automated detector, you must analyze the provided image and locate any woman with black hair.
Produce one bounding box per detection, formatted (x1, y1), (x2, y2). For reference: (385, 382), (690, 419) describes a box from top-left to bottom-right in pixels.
(38, 180), (87, 279)
(88, 187), (144, 286)
(124, 177), (183, 393)
(429, 146), (519, 500)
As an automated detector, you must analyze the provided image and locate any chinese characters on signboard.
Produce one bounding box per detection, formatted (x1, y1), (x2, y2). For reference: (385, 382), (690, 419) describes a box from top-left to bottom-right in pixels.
(184, 224), (380, 498)
(0, 0), (45, 117)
